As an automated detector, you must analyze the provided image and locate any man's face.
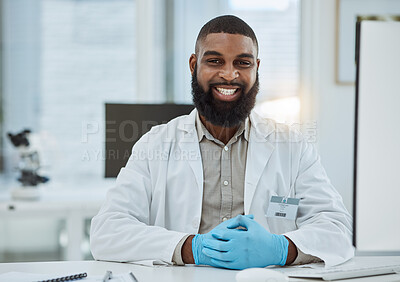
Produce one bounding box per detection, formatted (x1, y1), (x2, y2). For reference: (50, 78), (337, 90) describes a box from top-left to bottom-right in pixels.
(190, 33), (260, 127)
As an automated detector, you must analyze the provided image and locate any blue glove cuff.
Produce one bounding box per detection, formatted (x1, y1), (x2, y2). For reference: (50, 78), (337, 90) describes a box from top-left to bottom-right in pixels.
(276, 235), (289, 266)
(191, 234), (201, 265)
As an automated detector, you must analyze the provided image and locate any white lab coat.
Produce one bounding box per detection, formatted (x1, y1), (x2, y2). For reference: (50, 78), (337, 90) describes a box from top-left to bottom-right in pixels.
(90, 109), (354, 267)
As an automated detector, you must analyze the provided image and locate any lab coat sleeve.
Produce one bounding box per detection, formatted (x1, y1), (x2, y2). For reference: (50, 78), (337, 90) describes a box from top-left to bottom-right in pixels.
(90, 136), (188, 264)
(283, 140), (355, 267)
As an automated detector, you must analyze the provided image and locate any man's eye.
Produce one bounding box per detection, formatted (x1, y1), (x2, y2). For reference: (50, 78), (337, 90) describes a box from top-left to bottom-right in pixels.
(237, 61), (251, 67)
(207, 59), (222, 64)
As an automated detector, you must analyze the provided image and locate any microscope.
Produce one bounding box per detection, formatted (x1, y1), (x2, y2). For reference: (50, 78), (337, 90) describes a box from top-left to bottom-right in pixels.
(7, 129), (49, 200)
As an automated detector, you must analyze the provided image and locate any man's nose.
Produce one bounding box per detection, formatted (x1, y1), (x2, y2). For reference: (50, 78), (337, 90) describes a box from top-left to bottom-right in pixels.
(219, 65), (239, 81)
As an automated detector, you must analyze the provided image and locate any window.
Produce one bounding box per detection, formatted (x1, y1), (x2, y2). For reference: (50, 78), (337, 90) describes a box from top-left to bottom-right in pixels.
(2, 0), (137, 182)
(1, 0), (301, 183)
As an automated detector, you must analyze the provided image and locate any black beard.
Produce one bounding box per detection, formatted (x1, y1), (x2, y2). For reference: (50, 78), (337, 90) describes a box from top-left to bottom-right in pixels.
(191, 65), (259, 127)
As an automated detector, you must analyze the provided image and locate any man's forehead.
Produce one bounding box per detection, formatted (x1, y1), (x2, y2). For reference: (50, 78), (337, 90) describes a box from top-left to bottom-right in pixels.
(198, 33), (257, 57)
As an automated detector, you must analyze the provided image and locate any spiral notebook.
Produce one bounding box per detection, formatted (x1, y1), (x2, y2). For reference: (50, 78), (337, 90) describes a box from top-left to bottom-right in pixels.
(0, 271), (136, 282)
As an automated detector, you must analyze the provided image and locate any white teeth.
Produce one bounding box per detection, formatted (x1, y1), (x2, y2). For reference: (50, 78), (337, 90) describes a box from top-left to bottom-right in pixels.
(216, 87), (237, 95)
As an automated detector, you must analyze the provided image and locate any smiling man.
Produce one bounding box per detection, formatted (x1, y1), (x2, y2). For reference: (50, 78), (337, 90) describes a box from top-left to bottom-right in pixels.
(90, 15), (354, 270)
(191, 32), (259, 135)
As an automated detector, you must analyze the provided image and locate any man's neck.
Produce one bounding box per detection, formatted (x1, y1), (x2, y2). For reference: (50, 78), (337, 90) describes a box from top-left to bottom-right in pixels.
(199, 115), (240, 145)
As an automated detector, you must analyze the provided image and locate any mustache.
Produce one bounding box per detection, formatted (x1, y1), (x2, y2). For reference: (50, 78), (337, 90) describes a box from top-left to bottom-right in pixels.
(209, 82), (245, 89)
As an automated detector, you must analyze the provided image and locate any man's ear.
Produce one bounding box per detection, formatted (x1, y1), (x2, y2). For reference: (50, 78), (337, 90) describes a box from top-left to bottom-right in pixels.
(189, 54), (197, 75)
(256, 58), (260, 71)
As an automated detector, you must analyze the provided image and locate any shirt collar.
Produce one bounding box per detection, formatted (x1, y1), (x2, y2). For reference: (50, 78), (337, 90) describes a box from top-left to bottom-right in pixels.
(195, 112), (251, 143)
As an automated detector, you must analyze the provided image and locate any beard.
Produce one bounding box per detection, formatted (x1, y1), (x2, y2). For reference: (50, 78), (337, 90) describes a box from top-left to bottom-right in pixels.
(191, 65), (259, 128)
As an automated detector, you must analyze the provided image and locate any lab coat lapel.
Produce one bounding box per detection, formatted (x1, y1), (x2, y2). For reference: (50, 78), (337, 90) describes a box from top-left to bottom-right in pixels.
(177, 110), (203, 193)
(244, 112), (275, 214)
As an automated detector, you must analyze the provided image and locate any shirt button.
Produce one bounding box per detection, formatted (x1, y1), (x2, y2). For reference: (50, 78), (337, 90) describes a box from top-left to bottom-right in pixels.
(223, 180), (229, 186)
(192, 218), (199, 229)
(222, 217), (228, 222)
(224, 146), (229, 151)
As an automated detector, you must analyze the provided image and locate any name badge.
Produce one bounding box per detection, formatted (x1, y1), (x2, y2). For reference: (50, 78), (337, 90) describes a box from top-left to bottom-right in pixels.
(266, 196), (300, 220)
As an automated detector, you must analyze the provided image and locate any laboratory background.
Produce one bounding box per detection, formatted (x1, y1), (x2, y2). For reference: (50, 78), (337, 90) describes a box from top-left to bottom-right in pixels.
(0, 0), (399, 263)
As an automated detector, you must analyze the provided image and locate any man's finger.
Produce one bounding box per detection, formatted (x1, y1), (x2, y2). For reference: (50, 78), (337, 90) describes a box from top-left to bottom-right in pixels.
(213, 214), (254, 231)
(211, 229), (240, 240)
(202, 248), (233, 262)
(210, 258), (240, 270)
(203, 237), (233, 252)
(226, 214), (254, 229)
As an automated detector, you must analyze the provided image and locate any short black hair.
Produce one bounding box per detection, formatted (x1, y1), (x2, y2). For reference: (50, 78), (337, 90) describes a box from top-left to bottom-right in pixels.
(195, 15), (258, 55)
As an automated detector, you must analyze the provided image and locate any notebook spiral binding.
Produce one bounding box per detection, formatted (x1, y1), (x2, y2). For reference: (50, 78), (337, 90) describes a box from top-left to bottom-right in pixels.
(38, 272), (87, 282)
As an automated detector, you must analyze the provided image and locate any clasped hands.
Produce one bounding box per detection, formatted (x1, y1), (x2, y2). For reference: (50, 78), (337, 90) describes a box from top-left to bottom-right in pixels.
(192, 215), (289, 270)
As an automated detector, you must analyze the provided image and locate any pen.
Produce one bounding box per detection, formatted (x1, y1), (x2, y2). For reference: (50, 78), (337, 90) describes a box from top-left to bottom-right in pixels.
(129, 272), (139, 282)
(102, 270), (112, 282)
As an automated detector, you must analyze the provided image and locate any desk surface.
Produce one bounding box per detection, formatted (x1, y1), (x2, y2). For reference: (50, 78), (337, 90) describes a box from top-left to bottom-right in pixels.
(1, 257), (400, 282)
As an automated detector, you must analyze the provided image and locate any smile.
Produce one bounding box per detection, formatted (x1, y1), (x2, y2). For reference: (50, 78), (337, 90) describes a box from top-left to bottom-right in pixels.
(215, 87), (239, 96)
(212, 86), (241, 102)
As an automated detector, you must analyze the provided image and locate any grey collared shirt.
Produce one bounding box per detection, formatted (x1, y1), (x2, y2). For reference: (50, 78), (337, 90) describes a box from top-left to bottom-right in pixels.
(172, 113), (249, 265)
(196, 113), (250, 234)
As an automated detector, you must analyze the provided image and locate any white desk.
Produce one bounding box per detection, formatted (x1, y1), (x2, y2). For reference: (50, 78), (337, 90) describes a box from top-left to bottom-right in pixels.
(0, 180), (112, 260)
(1, 257), (400, 282)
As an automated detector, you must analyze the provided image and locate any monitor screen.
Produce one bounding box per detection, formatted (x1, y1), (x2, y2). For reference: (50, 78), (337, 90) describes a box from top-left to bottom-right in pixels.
(105, 103), (194, 177)
(354, 21), (400, 254)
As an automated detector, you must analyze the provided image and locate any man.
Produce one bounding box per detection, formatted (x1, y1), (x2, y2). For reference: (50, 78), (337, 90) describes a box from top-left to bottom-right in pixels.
(90, 15), (354, 269)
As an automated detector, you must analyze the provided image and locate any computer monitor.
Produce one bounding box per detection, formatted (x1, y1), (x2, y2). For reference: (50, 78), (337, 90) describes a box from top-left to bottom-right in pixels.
(105, 103), (194, 177)
(354, 20), (400, 255)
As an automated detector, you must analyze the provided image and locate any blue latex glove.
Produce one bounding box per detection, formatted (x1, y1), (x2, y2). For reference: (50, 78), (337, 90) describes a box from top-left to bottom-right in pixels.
(192, 215), (254, 266)
(201, 214), (289, 270)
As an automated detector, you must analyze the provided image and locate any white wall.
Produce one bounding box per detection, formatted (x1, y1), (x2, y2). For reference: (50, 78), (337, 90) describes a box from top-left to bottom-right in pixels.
(301, 0), (355, 213)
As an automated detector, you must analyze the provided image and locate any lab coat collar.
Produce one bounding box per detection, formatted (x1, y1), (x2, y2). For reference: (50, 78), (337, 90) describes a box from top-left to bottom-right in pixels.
(176, 109), (203, 194)
(244, 111), (276, 214)
(177, 109), (197, 134)
(248, 110), (276, 140)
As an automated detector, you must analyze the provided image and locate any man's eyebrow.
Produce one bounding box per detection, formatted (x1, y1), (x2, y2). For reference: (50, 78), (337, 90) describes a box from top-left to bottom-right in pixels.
(203, 50), (223, 57)
(237, 53), (255, 59)
(202, 51), (255, 60)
